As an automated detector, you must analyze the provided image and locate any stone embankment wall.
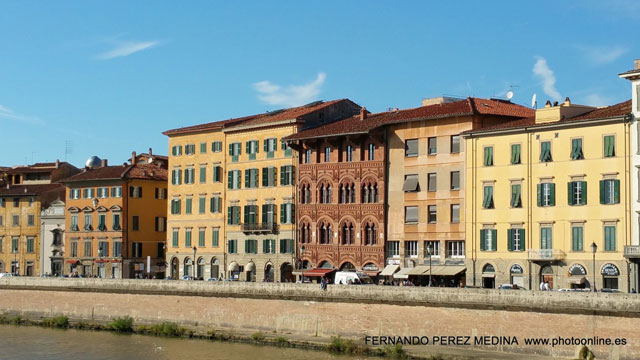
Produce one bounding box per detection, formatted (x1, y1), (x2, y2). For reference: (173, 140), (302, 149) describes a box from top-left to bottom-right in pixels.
(0, 278), (638, 359)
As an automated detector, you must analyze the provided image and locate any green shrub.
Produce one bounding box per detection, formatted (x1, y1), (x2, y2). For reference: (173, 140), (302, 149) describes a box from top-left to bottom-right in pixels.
(109, 316), (134, 333)
(251, 331), (265, 342)
(328, 336), (369, 355)
(275, 336), (289, 347)
(9, 316), (22, 325)
(383, 343), (407, 359)
(577, 345), (595, 360)
(146, 322), (186, 337)
(43, 316), (69, 328)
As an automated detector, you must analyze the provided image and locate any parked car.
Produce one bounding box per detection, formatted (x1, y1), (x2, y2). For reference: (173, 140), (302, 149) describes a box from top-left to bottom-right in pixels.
(207, 277), (218, 282)
(334, 271), (373, 285)
(498, 284), (524, 290)
(181, 275), (194, 281)
(600, 288), (621, 293)
(0, 273), (13, 278)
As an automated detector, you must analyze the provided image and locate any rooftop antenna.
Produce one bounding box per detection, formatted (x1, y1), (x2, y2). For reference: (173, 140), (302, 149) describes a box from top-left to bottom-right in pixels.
(64, 140), (73, 162)
(531, 93), (537, 109)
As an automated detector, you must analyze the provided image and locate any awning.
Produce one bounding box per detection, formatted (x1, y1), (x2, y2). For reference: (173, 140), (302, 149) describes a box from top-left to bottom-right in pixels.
(408, 266), (430, 275)
(568, 276), (586, 285)
(363, 270), (380, 277)
(301, 268), (335, 277)
(394, 267), (413, 279)
(245, 262), (255, 272)
(428, 265), (466, 276)
(380, 264), (400, 276)
(228, 262), (239, 272)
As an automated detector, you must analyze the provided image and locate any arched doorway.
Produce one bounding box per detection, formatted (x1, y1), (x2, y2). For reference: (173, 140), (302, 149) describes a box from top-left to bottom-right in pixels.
(246, 262), (256, 282)
(482, 263), (495, 289)
(211, 258), (220, 280)
(601, 263), (620, 290)
(280, 262), (294, 283)
(184, 257), (193, 278)
(510, 264), (524, 288)
(340, 262), (356, 272)
(540, 265), (554, 289)
(171, 257), (179, 279)
(196, 257), (205, 279)
(264, 263), (274, 282)
(228, 262), (240, 281)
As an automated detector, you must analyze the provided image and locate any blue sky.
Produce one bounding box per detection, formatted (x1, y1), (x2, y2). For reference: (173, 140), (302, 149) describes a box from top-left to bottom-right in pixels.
(1, 1), (638, 167)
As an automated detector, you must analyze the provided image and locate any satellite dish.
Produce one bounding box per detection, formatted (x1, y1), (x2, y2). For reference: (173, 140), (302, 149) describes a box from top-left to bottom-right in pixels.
(531, 93), (537, 109)
(506, 90), (514, 100)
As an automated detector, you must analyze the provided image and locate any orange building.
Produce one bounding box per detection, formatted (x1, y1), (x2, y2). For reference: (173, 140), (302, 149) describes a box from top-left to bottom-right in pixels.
(61, 152), (167, 278)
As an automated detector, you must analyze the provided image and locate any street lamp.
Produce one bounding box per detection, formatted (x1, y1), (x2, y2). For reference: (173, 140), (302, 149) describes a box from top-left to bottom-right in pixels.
(427, 243), (433, 287)
(300, 246), (306, 283)
(591, 242), (597, 292)
(193, 246), (197, 278)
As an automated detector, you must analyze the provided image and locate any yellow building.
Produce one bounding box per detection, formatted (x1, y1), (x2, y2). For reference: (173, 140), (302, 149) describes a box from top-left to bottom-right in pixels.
(62, 153), (167, 278)
(0, 161), (79, 276)
(163, 99), (361, 281)
(464, 98), (633, 291)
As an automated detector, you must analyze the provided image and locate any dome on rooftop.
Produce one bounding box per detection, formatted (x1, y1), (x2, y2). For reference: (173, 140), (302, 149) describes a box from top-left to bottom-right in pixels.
(85, 156), (102, 169)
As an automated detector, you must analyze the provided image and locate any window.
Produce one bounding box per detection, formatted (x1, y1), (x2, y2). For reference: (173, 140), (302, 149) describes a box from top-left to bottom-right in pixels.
(212, 165), (223, 183)
(70, 241), (78, 257)
(280, 165), (294, 186)
(511, 184), (522, 208)
(363, 222), (377, 245)
(318, 183), (332, 203)
(199, 165), (207, 183)
(540, 227), (552, 249)
(318, 221), (332, 244)
(424, 241), (439, 257)
(361, 182), (378, 203)
(428, 137), (437, 155)
(0, 198), (4, 207)
(84, 241), (92, 257)
(604, 225), (616, 251)
(301, 184), (311, 204)
(98, 214), (107, 231)
(172, 229), (179, 247)
(346, 145), (353, 162)
(229, 142), (241, 162)
(511, 144), (521, 164)
(450, 171), (460, 190)
(508, 229), (525, 251)
(405, 241), (418, 257)
(405, 206), (418, 224)
(264, 138), (277, 158)
(185, 198), (192, 214)
(111, 186), (122, 198)
(97, 187), (109, 198)
(26, 236), (34, 253)
(572, 225), (583, 251)
(210, 196), (222, 213)
(99, 241), (109, 257)
(115, 239), (123, 257)
(184, 144), (196, 155)
(228, 170), (241, 190)
(281, 140), (292, 157)
(484, 146), (493, 166)
(568, 181), (587, 205)
(451, 204), (460, 223)
(211, 227), (219, 247)
(246, 140), (259, 160)
(11, 237), (18, 253)
(428, 205), (437, 223)
(387, 241), (400, 257)
(132, 216), (139, 231)
(27, 215), (34, 226)
(198, 142), (207, 154)
(537, 183), (555, 207)
(280, 203), (294, 224)
(12, 215), (19, 226)
(211, 141), (222, 152)
(340, 222), (355, 245)
(405, 139), (418, 157)
(245, 239), (258, 254)
(540, 141), (552, 162)
(245, 168), (259, 188)
(131, 242), (143, 257)
(600, 179), (620, 204)
(279, 238), (294, 254)
(262, 167), (277, 187)
(184, 168), (195, 185)
(482, 185), (494, 209)
(84, 214), (92, 231)
(427, 173), (437, 192)
(450, 135), (460, 154)
(170, 199), (181, 215)
(171, 168), (182, 185)
(129, 186), (143, 198)
(480, 229), (497, 251)
(82, 188), (95, 199)
(13, 198), (19, 207)
(263, 239), (276, 253)
(171, 145), (183, 156)
(71, 215), (79, 231)
(603, 135), (615, 157)
(227, 239), (237, 254)
(155, 188), (167, 200)
(185, 228), (192, 247)
(447, 241), (465, 257)
(70, 189), (80, 199)
(571, 138), (584, 160)
(368, 143), (376, 160)
(227, 206), (240, 225)
(402, 174), (420, 192)
(262, 204), (275, 224)
(324, 147), (331, 162)
(198, 228), (206, 247)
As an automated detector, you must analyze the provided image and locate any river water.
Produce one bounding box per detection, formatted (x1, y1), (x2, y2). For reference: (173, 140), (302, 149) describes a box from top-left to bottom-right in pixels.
(0, 325), (366, 360)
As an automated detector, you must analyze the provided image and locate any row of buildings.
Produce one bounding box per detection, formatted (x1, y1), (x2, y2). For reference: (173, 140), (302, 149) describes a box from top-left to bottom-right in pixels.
(1, 60), (639, 292)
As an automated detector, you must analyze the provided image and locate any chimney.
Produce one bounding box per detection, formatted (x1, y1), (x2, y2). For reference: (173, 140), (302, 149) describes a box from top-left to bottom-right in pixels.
(55, 159), (60, 168)
(101, 159), (108, 167)
(131, 151), (137, 165)
(360, 107), (367, 121)
(635, 59), (640, 70)
(148, 148), (153, 155)
(545, 100), (552, 108)
(563, 97), (571, 106)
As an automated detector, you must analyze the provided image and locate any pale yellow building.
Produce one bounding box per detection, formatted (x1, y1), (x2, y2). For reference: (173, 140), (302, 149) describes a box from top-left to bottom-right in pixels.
(464, 98), (633, 291)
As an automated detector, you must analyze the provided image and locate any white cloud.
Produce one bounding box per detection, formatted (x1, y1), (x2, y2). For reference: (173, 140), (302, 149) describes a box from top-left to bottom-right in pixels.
(584, 93), (612, 107)
(253, 73), (326, 107)
(532, 57), (561, 102)
(0, 104), (42, 125)
(95, 39), (162, 60)
(576, 44), (628, 66)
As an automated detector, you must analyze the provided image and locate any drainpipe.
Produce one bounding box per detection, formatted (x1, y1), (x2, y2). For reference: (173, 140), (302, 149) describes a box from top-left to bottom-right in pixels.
(471, 135), (477, 287)
(384, 127), (390, 271)
(527, 127), (533, 290)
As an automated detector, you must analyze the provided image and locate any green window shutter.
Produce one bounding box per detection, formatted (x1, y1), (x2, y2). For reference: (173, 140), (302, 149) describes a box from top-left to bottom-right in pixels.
(491, 229), (497, 251)
(280, 166), (285, 185)
(234, 207), (240, 224)
(227, 207), (232, 224)
(229, 143), (234, 155)
(549, 183), (555, 206)
(228, 171), (233, 189)
(520, 229), (526, 251)
(280, 239), (286, 254)
(272, 167), (277, 186)
(507, 229), (513, 251)
(613, 179), (620, 203)
(245, 170), (250, 188)
(280, 204), (285, 223)
(599, 180), (605, 204)
(580, 181), (587, 205)
(246, 141), (251, 154)
(200, 167), (206, 183)
(510, 145), (516, 164)
(515, 185), (521, 207)
(244, 205), (249, 224)
(288, 239), (294, 254)
(262, 204), (268, 223)
(252, 169), (258, 187)
(263, 240), (267, 253)
(480, 230), (486, 251)
(537, 184), (542, 206)
(237, 171), (241, 189)
(568, 182), (574, 205)
(217, 198), (222, 213)
(262, 168), (268, 187)
(217, 166), (222, 182)
(210, 197), (215, 212)
(178, 169), (182, 184)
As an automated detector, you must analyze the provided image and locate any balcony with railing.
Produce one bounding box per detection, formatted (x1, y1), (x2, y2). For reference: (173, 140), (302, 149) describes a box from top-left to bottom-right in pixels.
(241, 222), (278, 234)
(624, 245), (640, 259)
(528, 249), (566, 261)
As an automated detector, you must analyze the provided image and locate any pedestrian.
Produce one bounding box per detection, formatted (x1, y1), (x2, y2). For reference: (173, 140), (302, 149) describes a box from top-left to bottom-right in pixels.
(320, 276), (327, 291)
(544, 281), (550, 291)
(539, 280), (545, 291)
(632, 288), (636, 294)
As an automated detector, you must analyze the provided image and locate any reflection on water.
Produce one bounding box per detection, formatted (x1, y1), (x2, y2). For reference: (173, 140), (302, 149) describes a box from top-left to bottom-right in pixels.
(0, 325), (365, 360)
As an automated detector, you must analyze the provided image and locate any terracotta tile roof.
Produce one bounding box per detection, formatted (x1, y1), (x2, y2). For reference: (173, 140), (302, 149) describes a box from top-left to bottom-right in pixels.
(62, 162), (167, 182)
(5, 161), (77, 175)
(163, 99), (350, 136)
(286, 98), (533, 140)
(126, 163), (167, 181)
(0, 183), (64, 197)
(570, 99), (632, 120)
